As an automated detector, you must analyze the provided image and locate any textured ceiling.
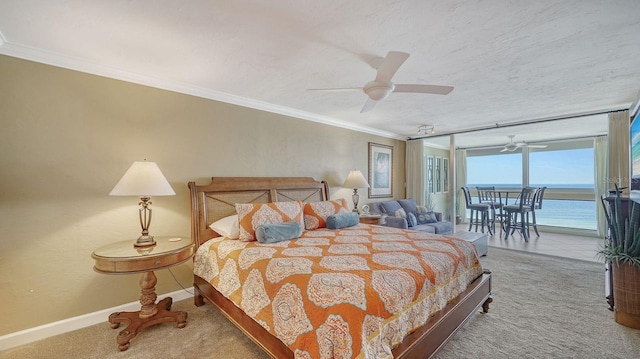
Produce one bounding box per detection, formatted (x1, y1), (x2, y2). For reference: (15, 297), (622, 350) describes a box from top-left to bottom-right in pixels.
(1, 0), (639, 146)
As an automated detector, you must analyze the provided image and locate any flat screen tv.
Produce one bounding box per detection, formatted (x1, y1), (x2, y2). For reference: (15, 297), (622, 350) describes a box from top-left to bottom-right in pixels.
(630, 96), (640, 193)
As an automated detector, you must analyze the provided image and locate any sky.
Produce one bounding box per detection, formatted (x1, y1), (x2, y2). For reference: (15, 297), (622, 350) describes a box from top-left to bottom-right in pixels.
(467, 148), (595, 186)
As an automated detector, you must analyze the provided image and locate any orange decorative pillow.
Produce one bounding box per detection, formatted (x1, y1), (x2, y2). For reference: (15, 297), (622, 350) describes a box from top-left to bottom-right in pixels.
(303, 198), (350, 230)
(235, 201), (304, 242)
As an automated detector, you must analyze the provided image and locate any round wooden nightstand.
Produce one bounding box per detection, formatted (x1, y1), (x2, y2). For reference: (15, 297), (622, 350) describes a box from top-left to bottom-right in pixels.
(92, 236), (194, 351)
(359, 214), (382, 225)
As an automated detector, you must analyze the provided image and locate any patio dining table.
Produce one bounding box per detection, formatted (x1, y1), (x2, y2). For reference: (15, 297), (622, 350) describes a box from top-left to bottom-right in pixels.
(491, 189), (523, 206)
(476, 188), (523, 233)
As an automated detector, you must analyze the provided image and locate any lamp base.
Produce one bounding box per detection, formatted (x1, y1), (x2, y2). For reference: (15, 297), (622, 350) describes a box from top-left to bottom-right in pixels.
(135, 197), (156, 247)
(352, 190), (360, 213)
(134, 235), (156, 247)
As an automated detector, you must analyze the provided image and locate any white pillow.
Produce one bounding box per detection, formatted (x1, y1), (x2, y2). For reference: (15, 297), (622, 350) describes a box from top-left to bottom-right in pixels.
(209, 215), (239, 239)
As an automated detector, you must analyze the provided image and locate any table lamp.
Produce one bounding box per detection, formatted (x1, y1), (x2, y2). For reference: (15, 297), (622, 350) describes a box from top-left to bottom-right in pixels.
(110, 160), (175, 247)
(343, 170), (370, 212)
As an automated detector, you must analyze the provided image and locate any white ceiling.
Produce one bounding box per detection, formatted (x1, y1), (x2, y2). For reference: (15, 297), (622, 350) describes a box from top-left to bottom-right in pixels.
(1, 1), (639, 146)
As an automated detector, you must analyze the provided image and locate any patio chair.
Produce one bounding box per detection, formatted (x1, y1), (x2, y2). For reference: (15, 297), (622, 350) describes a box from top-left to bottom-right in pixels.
(531, 186), (547, 236)
(461, 186), (491, 234)
(476, 186), (504, 233)
(502, 187), (538, 241)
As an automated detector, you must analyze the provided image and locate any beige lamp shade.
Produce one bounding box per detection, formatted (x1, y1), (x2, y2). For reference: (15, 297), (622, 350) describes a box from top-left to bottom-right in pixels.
(343, 170), (370, 189)
(110, 161), (175, 196)
(110, 161), (174, 247)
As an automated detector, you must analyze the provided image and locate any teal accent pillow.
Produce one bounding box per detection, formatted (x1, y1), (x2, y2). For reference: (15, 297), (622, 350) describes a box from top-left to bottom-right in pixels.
(416, 211), (438, 224)
(326, 212), (359, 229)
(255, 221), (303, 243)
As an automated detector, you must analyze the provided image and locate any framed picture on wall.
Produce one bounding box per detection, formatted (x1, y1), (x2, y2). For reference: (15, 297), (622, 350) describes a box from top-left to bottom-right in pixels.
(368, 142), (393, 198)
(427, 156), (434, 193)
(435, 157), (442, 193)
(443, 158), (449, 193)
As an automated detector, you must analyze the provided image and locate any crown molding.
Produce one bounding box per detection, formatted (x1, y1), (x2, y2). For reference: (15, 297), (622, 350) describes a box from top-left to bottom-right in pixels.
(0, 40), (405, 140)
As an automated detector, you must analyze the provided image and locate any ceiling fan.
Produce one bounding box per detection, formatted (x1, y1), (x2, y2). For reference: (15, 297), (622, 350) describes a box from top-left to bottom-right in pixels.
(308, 51), (454, 113)
(500, 135), (548, 152)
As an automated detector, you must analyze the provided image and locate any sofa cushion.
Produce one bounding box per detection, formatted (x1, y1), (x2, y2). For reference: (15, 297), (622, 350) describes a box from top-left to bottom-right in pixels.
(369, 202), (385, 215)
(428, 221), (453, 235)
(381, 216), (409, 229)
(380, 201), (407, 218)
(398, 199), (418, 216)
(412, 224), (436, 233)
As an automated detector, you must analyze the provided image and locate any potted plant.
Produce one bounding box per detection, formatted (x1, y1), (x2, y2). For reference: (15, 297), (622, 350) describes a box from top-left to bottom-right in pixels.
(599, 187), (640, 329)
(424, 191), (436, 212)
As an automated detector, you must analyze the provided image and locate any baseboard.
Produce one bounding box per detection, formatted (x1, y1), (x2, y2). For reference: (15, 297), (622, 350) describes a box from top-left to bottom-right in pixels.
(0, 287), (194, 351)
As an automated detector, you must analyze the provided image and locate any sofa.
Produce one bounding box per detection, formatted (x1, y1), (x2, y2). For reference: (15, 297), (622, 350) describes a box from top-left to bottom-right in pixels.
(368, 198), (453, 235)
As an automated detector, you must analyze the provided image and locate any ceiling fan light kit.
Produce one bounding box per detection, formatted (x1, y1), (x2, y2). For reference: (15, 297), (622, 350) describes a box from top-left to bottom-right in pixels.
(363, 81), (394, 101)
(418, 124), (435, 135)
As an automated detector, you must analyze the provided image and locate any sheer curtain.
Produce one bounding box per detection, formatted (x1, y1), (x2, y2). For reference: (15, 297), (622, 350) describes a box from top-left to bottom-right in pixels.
(608, 110), (630, 194)
(455, 149), (467, 222)
(406, 139), (425, 205)
(594, 136), (608, 237)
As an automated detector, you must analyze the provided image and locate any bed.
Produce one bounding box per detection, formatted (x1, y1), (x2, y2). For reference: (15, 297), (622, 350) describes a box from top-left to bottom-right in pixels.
(188, 177), (492, 359)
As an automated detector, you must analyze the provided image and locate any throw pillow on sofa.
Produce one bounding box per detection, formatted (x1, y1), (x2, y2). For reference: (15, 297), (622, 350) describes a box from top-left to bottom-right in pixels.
(417, 205), (430, 213)
(407, 212), (418, 227)
(416, 211), (438, 224)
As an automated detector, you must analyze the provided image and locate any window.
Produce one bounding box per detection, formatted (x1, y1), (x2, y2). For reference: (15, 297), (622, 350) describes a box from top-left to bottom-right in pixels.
(529, 147), (594, 189)
(528, 144), (595, 230)
(467, 153), (522, 187)
(466, 139), (597, 231)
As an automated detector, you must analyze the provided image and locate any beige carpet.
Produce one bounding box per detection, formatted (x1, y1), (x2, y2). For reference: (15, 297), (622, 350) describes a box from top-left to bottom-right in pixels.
(2, 248), (639, 359)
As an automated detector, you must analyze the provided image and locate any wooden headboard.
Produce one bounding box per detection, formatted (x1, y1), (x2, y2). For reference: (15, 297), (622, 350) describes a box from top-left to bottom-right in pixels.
(188, 177), (329, 248)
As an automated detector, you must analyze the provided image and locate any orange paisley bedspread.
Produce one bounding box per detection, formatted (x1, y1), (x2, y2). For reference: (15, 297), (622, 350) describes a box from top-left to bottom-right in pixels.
(194, 223), (483, 359)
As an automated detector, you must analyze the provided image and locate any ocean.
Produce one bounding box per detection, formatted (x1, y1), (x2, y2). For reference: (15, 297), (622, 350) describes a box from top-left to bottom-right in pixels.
(466, 184), (597, 230)
(532, 199), (597, 230)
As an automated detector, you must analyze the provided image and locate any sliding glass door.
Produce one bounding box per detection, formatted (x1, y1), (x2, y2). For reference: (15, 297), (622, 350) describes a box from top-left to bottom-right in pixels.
(466, 139), (597, 231)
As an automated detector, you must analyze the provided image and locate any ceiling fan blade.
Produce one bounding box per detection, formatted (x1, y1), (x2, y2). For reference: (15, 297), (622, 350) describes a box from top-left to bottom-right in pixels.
(307, 87), (362, 92)
(394, 84), (454, 95)
(375, 51), (410, 84)
(360, 98), (377, 113)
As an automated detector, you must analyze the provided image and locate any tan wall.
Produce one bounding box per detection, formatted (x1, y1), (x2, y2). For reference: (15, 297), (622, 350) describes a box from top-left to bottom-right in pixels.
(0, 55), (406, 335)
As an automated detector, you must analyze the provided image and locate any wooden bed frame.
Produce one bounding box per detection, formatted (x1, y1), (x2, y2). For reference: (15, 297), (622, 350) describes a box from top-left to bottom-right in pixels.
(188, 177), (492, 359)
